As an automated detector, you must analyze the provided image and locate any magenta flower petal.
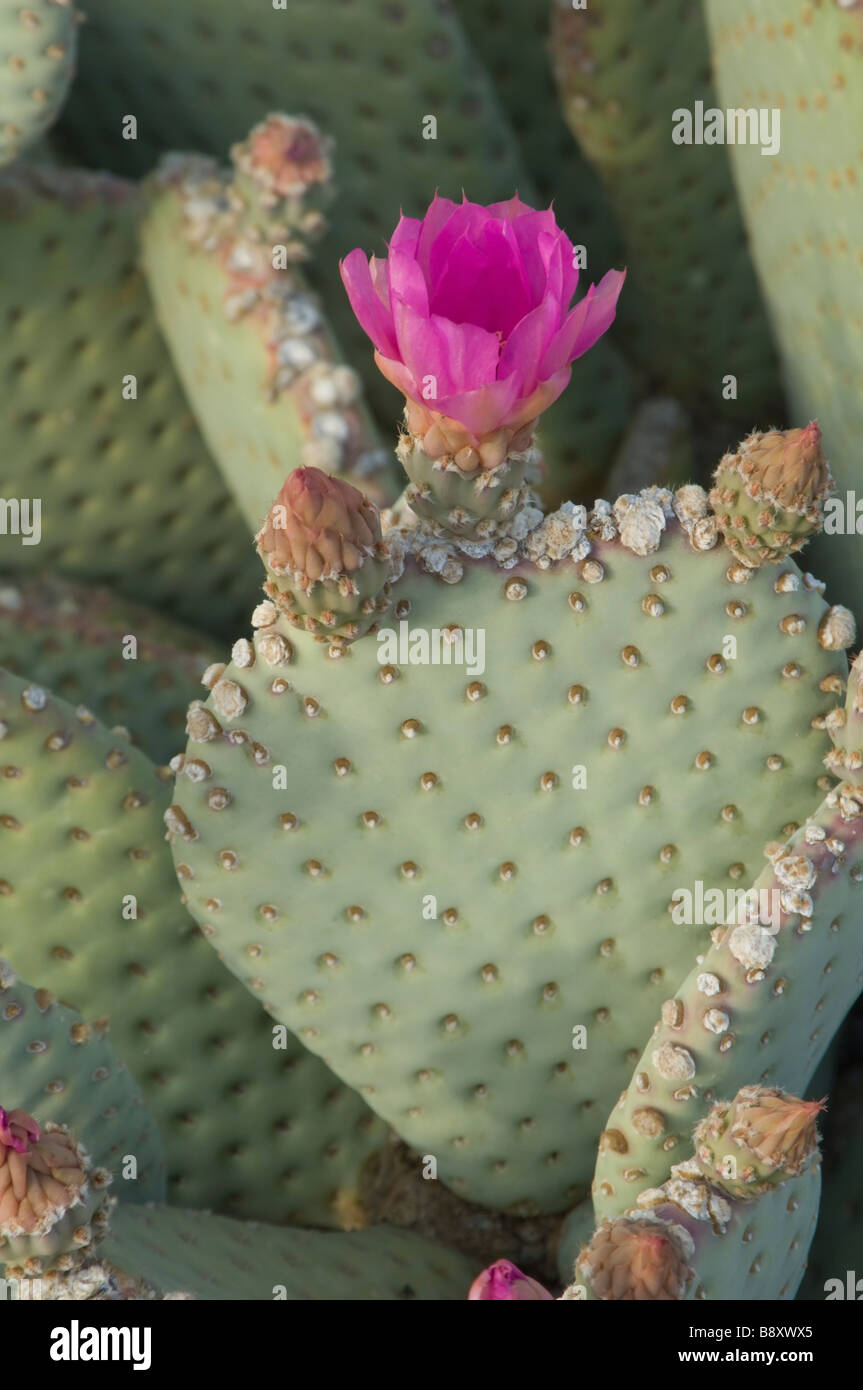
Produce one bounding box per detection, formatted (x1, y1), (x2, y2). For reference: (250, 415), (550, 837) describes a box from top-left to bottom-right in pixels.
(498, 297), (560, 397)
(373, 351), (419, 402)
(485, 193), (538, 223)
(468, 1259), (554, 1301)
(393, 300), (501, 400)
(388, 246), (430, 317)
(388, 212), (423, 256)
(541, 267), (627, 378)
(415, 193), (460, 277)
(434, 374), (523, 438)
(339, 249), (398, 359)
(430, 219), (532, 337)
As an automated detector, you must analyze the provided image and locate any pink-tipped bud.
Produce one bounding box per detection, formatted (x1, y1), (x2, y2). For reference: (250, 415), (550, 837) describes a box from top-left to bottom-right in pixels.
(737, 421), (831, 512)
(258, 467), (381, 584)
(467, 1259), (554, 1301)
(709, 421), (834, 565)
(0, 1106), (40, 1155)
(727, 1086), (824, 1172)
(234, 115), (332, 200)
(0, 1111), (88, 1237)
(576, 1217), (694, 1300)
(694, 1085), (824, 1198)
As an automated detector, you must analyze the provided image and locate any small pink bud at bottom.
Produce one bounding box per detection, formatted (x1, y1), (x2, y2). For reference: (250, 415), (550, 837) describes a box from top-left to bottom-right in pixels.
(467, 1259), (554, 1301)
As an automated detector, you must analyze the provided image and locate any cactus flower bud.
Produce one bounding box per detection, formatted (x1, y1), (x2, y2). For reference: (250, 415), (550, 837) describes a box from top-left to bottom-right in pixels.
(0, 1109), (87, 1236)
(257, 469), (390, 643)
(238, 115), (332, 200)
(230, 114), (332, 246)
(467, 1259), (554, 1300)
(709, 421), (834, 565)
(259, 468), (380, 581)
(0, 1106), (39, 1155)
(341, 193), (625, 471)
(575, 1215), (694, 1300)
(0, 1109), (113, 1273)
(693, 1085), (823, 1199)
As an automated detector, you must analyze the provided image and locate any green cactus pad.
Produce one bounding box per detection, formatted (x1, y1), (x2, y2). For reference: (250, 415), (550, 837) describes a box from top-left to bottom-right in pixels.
(0, 165), (260, 636)
(704, 0), (863, 616)
(0, 574), (218, 765)
(0, 965), (164, 1208)
(0, 0), (78, 167)
(593, 792), (863, 1220)
(0, 667), (387, 1226)
(140, 152), (396, 533)
(56, 0), (632, 499)
(102, 1204), (475, 1301)
(168, 508), (844, 1214)
(551, 0), (782, 420)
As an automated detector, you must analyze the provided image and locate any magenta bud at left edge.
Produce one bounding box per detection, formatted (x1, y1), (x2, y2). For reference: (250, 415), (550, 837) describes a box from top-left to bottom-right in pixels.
(468, 1259), (554, 1300)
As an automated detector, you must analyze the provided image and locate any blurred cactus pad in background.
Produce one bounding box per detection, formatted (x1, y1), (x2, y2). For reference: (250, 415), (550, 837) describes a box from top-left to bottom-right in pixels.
(0, 0), (861, 1305)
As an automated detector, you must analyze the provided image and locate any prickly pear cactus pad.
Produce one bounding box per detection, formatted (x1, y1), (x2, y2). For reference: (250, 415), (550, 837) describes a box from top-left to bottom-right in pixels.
(0, 964), (164, 1205)
(140, 132), (397, 532)
(0, 668), (387, 1226)
(0, 0), (78, 167)
(168, 483), (847, 1214)
(0, 165), (260, 635)
(704, 0), (863, 617)
(551, 0), (783, 420)
(102, 1205), (476, 1301)
(0, 575), (218, 765)
(593, 790), (863, 1220)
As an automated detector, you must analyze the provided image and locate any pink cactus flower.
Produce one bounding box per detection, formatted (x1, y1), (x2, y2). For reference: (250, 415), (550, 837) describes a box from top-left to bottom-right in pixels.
(468, 1259), (554, 1300)
(341, 193), (625, 467)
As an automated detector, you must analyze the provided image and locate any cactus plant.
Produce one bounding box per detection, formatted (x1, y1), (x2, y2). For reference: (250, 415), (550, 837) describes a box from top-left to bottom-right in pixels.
(165, 196), (856, 1226)
(1, 0), (862, 1305)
